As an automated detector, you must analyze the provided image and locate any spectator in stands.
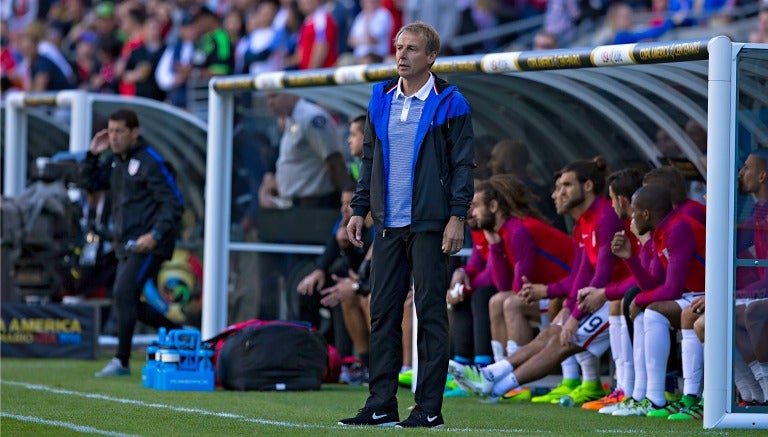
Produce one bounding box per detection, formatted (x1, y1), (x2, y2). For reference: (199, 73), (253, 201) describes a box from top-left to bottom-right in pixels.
(123, 15), (165, 101)
(532, 30), (559, 50)
(593, 2), (679, 46)
(191, 6), (234, 78)
(270, 0), (304, 70)
(1, 18), (23, 92)
(238, 0), (279, 75)
(155, 12), (197, 108)
(17, 21), (75, 91)
(749, 6), (768, 44)
(91, 35), (121, 94)
(296, 0), (339, 69)
(92, 2), (118, 42)
(115, 6), (148, 96)
(543, 0), (580, 46)
(403, 0), (461, 54)
(347, 0), (394, 64)
(73, 31), (98, 89)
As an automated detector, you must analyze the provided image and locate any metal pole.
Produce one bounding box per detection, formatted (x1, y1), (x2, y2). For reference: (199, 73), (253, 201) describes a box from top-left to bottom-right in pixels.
(702, 35), (732, 429)
(201, 82), (234, 340)
(3, 92), (27, 196)
(64, 90), (92, 153)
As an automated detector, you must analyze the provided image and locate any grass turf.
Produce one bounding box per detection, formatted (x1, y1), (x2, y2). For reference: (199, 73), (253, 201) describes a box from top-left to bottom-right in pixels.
(1, 355), (765, 436)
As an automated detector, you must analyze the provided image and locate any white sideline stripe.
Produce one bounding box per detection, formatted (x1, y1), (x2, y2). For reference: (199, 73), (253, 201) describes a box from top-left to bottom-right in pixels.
(0, 412), (139, 437)
(2, 380), (534, 434)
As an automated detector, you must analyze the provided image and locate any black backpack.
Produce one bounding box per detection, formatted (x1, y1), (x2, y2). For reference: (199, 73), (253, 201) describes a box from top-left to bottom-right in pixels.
(212, 320), (327, 391)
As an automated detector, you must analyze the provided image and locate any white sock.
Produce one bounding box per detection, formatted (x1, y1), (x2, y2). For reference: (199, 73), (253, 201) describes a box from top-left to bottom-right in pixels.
(576, 350), (600, 382)
(632, 312), (647, 401)
(681, 329), (703, 397)
(561, 355), (580, 380)
(759, 362), (768, 400)
(609, 315), (623, 390)
(492, 340), (505, 362)
(644, 309), (671, 406)
(620, 317), (635, 398)
(506, 340), (520, 357)
(483, 359), (513, 382)
(491, 372), (520, 397)
(734, 355), (760, 402)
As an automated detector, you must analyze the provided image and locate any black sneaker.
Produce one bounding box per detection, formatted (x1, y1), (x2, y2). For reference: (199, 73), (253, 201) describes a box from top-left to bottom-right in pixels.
(338, 407), (399, 426)
(395, 406), (444, 428)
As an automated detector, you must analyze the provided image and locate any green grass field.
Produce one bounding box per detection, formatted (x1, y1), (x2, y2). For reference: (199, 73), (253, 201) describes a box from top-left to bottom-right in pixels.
(1, 354), (766, 436)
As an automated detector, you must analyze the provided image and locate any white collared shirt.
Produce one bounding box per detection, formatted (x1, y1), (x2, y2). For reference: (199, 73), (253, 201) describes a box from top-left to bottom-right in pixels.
(393, 73), (434, 122)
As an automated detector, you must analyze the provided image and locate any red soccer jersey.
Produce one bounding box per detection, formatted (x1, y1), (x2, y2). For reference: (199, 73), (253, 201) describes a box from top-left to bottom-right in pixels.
(574, 196), (631, 285)
(491, 216), (573, 292)
(297, 10), (338, 69)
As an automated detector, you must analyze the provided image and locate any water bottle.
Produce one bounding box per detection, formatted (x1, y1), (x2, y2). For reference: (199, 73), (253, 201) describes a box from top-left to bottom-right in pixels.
(559, 395), (575, 407)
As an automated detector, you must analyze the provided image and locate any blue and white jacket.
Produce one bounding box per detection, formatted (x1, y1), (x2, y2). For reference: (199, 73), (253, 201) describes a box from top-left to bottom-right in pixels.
(351, 74), (474, 233)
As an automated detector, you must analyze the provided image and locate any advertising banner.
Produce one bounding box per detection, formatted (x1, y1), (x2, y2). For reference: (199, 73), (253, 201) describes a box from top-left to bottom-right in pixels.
(1, 303), (98, 359)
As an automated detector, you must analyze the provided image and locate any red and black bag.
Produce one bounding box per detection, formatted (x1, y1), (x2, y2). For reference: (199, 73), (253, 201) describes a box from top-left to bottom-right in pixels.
(204, 319), (331, 391)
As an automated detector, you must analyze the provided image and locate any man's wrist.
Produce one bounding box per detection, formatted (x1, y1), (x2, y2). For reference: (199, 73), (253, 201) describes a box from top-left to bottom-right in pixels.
(150, 229), (162, 241)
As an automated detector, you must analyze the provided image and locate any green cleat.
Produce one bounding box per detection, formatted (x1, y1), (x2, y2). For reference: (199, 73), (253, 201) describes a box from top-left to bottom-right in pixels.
(563, 380), (607, 405)
(647, 394), (698, 418)
(668, 398), (704, 420)
(398, 369), (413, 387)
(530, 378), (581, 404)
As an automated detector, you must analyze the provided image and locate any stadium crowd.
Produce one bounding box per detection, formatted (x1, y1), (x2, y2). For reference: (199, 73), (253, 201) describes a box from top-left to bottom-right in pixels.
(2, 0), (767, 101)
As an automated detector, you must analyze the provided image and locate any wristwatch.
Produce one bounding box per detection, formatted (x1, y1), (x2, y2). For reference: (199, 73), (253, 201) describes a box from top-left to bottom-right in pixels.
(456, 216), (466, 222)
(351, 280), (360, 292)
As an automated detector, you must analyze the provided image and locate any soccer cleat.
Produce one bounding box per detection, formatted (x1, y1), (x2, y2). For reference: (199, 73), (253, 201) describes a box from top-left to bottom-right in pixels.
(738, 400), (762, 407)
(94, 358), (130, 377)
(668, 398), (704, 420)
(564, 380), (607, 406)
(530, 378), (581, 404)
(647, 394), (698, 418)
(398, 369), (413, 387)
(583, 388), (625, 411)
(395, 406), (444, 428)
(501, 387), (532, 402)
(338, 407), (400, 426)
(612, 398), (656, 416)
(603, 397), (635, 415)
(445, 374), (459, 391)
(447, 360), (494, 397)
(443, 387), (469, 398)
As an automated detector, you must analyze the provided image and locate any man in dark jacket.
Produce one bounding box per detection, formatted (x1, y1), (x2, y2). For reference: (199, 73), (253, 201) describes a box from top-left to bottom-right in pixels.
(82, 109), (184, 377)
(340, 21), (474, 428)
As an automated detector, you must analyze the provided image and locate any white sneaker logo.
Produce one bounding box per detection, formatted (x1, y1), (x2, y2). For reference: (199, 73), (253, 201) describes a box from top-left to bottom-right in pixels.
(371, 413), (387, 420)
(427, 415), (439, 423)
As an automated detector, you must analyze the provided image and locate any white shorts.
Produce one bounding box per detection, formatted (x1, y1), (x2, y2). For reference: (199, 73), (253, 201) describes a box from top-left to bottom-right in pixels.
(736, 297), (768, 307)
(539, 298), (550, 328)
(575, 302), (611, 356)
(675, 292), (705, 310)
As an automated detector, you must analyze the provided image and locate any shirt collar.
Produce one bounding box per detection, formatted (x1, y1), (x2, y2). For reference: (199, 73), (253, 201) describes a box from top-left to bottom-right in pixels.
(394, 73), (434, 101)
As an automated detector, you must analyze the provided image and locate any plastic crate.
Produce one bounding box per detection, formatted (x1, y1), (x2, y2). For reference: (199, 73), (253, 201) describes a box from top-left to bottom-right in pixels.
(142, 328), (214, 392)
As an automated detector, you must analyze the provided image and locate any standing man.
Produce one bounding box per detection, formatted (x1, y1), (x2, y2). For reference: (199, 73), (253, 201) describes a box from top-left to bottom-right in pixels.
(82, 109), (184, 377)
(340, 21), (474, 428)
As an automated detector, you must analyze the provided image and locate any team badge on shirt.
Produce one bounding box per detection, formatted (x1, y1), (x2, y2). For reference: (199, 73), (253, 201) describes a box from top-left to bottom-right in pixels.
(128, 158), (141, 176)
(311, 116), (327, 128)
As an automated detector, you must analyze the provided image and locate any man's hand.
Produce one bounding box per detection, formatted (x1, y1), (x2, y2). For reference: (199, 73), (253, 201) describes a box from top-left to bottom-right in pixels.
(258, 173), (279, 208)
(89, 129), (110, 155)
(611, 230), (632, 259)
(560, 316), (579, 347)
(131, 232), (158, 253)
(346, 216), (365, 248)
(442, 216), (465, 254)
(578, 287), (606, 314)
(690, 295), (705, 315)
(519, 276), (547, 305)
(319, 274), (357, 307)
(297, 269), (326, 295)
